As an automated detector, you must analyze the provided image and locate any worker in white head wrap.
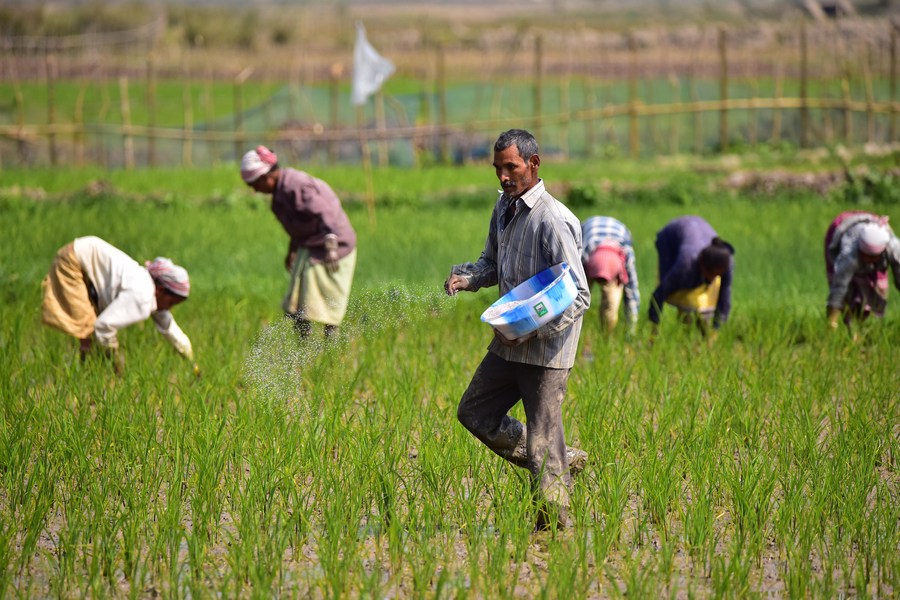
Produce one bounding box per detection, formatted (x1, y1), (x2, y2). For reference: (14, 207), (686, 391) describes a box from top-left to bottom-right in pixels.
(41, 236), (199, 375)
(824, 211), (900, 330)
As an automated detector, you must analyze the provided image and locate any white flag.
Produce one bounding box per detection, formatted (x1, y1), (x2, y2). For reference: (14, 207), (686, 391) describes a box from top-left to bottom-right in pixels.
(351, 22), (395, 107)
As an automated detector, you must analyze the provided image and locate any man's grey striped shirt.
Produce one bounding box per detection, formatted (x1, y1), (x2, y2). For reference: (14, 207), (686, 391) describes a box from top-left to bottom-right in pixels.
(452, 180), (590, 369)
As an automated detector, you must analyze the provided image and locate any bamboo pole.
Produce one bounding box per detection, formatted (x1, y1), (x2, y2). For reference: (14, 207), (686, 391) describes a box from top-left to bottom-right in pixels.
(13, 74), (24, 166)
(234, 67), (253, 161)
(584, 78), (596, 159)
(669, 74), (680, 154)
(892, 26), (897, 142)
(646, 78), (658, 154)
(74, 80), (87, 166)
(329, 63), (342, 165)
(437, 44), (449, 165)
(356, 105), (376, 225)
(800, 23), (809, 148)
(750, 77), (758, 148)
(46, 55), (58, 166)
(772, 54), (783, 144)
(559, 74), (570, 159)
(182, 60), (194, 167)
(863, 41), (875, 143)
(841, 76), (853, 144)
(719, 27), (729, 152)
(119, 76), (134, 170)
(628, 33), (639, 158)
(690, 73), (701, 154)
(375, 90), (389, 167)
(534, 34), (544, 145)
(204, 66), (219, 166)
(146, 56), (157, 167)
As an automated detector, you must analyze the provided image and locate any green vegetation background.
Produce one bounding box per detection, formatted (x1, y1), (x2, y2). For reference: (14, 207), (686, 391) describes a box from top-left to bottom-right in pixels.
(0, 159), (898, 597)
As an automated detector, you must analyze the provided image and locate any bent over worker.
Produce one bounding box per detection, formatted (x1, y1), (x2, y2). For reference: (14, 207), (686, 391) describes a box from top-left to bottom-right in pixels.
(649, 215), (734, 341)
(42, 235), (196, 374)
(824, 211), (900, 330)
(581, 216), (640, 334)
(241, 145), (357, 339)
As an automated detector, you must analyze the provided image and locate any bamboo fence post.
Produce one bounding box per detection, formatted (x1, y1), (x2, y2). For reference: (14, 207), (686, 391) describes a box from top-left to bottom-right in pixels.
(750, 77), (758, 148)
(892, 26), (897, 142)
(119, 76), (134, 170)
(147, 56), (157, 167)
(628, 33), (639, 158)
(288, 57), (298, 126)
(534, 34), (544, 145)
(356, 105), (376, 224)
(800, 23), (809, 148)
(234, 67), (253, 161)
(559, 34), (572, 157)
(690, 72), (702, 154)
(13, 79), (24, 165)
(560, 74), (570, 159)
(437, 43), (449, 165)
(234, 79), (243, 161)
(669, 74), (680, 154)
(74, 80), (87, 166)
(719, 27), (729, 152)
(375, 90), (389, 167)
(46, 55), (58, 166)
(329, 63), (342, 165)
(824, 83), (835, 145)
(646, 78), (658, 154)
(772, 51), (783, 144)
(584, 78), (596, 158)
(204, 67), (219, 166)
(182, 60), (194, 168)
(863, 41), (875, 143)
(842, 75), (853, 144)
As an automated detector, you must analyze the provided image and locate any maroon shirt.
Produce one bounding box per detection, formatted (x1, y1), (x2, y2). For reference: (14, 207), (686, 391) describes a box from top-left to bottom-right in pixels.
(271, 168), (357, 263)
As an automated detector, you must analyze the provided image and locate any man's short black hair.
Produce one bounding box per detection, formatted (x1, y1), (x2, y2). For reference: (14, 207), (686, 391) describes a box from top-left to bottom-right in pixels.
(699, 237), (735, 271)
(494, 129), (539, 161)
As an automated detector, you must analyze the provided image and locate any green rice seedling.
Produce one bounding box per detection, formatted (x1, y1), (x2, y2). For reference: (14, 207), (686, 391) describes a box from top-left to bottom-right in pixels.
(709, 534), (754, 599)
(1, 174), (898, 596)
(610, 550), (655, 599)
(723, 446), (777, 566)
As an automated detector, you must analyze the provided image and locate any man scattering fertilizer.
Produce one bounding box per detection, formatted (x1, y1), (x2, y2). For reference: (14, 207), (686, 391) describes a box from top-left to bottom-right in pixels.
(648, 215), (734, 343)
(443, 129), (591, 532)
(41, 235), (197, 375)
(824, 211), (900, 331)
(241, 145), (357, 339)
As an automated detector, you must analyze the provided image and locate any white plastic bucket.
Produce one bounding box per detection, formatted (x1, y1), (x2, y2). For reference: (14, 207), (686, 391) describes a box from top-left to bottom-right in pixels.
(480, 262), (578, 339)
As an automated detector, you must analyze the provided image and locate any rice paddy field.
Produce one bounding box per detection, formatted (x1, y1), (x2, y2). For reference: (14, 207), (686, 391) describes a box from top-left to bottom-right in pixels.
(1, 157), (899, 597)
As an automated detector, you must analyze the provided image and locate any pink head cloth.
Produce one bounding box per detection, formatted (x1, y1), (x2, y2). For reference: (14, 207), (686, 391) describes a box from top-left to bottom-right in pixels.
(585, 242), (628, 285)
(240, 145), (278, 183)
(145, 257), (190, 298)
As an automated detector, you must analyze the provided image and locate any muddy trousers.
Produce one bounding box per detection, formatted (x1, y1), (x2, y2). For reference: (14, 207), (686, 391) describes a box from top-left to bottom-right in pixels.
(457, 351), (572, 513)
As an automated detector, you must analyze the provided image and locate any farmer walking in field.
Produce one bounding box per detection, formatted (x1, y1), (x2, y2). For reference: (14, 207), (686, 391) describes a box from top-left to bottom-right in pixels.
(41, 235), (197, 374)
(581, 216), (640, 335)
(649, 215), (734, 342)
(444, 129), (591, 531)
(824, 211), (900, 331)
(241, 145), (357, 338)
